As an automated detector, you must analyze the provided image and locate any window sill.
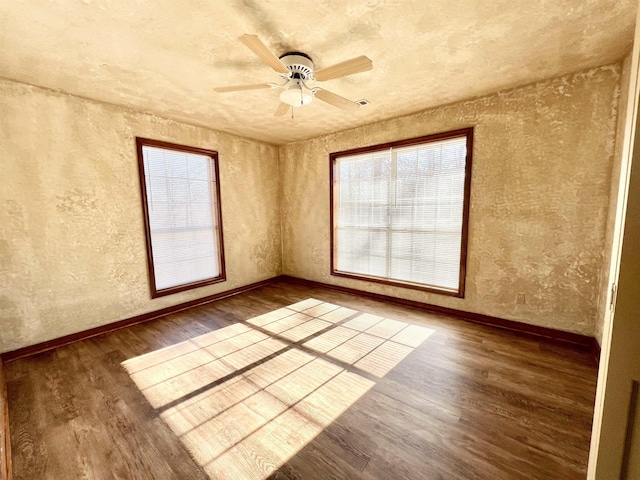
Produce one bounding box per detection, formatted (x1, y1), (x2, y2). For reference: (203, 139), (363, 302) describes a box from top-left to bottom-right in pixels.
(330, 270), (463, 298)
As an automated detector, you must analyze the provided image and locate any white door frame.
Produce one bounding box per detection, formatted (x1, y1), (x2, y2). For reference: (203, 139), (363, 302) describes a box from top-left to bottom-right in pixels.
(587, 2), (640, 477)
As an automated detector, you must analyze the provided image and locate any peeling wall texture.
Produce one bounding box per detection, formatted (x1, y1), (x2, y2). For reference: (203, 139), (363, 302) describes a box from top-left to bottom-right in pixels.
(0, 79), (281, 353)
(280, 64), (622, 336)
(594, 52), (633, 345)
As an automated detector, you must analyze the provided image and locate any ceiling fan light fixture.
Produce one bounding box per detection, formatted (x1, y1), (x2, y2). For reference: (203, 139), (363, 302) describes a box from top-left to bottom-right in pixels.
(280, 84), (313, 107)
(215, 35), (372, 113)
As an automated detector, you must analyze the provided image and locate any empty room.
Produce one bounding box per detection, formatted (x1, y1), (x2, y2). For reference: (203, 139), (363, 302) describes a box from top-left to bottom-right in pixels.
(2, 1), (640, 479)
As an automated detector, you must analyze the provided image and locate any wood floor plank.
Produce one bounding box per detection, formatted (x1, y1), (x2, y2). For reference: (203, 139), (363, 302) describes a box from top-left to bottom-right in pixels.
(6, 280), (598, 479)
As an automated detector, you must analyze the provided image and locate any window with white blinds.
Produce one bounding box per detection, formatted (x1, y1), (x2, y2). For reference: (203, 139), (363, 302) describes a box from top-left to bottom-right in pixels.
(136, 138), (225, 298)
(330, 129), (473, 297)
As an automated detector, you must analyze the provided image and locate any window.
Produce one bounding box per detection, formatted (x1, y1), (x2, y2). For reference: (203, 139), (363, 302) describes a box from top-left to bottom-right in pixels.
(136, 138), (225, 298)
(330, 128), (473, 297)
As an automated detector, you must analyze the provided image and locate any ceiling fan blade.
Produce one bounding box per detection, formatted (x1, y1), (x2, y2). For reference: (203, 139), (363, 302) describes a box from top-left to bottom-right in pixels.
(313, 55), (372, 82)
(314, 89), (360, 111)
(214, 83), (273, 93)
(274, 102), (290, 117)
(239, 34), (289, 74)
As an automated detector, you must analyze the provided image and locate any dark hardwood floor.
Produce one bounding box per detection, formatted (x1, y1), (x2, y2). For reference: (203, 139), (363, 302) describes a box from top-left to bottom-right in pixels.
(5, 279), (598, 479)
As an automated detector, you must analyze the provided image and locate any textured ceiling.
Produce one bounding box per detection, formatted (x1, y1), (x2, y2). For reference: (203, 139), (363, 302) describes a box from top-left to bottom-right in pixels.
(0, 0), (636, 145)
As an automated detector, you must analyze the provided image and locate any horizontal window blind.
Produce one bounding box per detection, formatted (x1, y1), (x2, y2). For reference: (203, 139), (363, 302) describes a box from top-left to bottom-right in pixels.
(137, 139), (225, 296)
(332, 130), (471, 295)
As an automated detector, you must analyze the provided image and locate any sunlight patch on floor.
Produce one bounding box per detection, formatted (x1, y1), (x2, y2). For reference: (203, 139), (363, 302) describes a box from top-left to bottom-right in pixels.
(122, 299), (435, 479)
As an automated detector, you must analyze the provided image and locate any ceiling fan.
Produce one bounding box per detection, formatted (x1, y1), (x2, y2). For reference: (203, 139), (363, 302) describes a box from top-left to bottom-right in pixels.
(215, 34), (373, 116)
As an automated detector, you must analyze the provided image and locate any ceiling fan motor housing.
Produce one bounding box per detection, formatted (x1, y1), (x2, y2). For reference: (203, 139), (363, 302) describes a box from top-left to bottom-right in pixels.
(279, 52), (314, 80)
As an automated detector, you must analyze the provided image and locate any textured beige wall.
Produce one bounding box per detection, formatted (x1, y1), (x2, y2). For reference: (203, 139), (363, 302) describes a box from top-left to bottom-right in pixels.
(0, 79), (281, 353)
(280, 64), (622, 336)
(0, 62), (624, 352)
(594, 52), (634, 345)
